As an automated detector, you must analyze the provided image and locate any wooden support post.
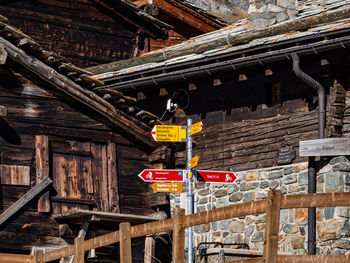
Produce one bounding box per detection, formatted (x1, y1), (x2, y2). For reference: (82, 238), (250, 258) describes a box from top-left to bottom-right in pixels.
(33, 250), (43, 263)
(36, 135), (50, 212)
(74, 237), (85, 263)
(172, 208), (185, 263)
(144, 236), (155, 263)
(120, 222), (132, 263)
(263, 190), (282, 263)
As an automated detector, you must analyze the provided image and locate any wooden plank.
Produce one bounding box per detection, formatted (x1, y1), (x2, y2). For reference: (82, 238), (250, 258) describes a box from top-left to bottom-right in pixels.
(0, 164), (30, 186)
(183, 200), (267, 228)
(101, 145), (109, 211)
(225, 258), (264, 263)
(68, 223), (89, 263)
(281, 192), (350, 209)
(276, 255), (350, 263)
(144, 236), (155, 263)
(263, 190), (281, 263)
(36, 135), (50, 212)
(107, 143), (120, 213)
(0, 35), (157, 149)
(153, 0), (217, 32)
(172, 209), (185, 263)
(120, 222), (132, 263)
(0, 176), (52, 225)
(0, 253), (33, 263)
(33, 250), (44, 263)
(131, 218), (173, 238)
(73, 237), (84, 263)
(299, 138), (350, 156)
(43, 246), (74, 263)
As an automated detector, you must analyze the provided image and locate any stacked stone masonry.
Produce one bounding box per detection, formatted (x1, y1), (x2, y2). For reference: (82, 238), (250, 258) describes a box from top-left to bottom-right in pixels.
(248, 0), (298, 28)
(170, 156), (350, 255)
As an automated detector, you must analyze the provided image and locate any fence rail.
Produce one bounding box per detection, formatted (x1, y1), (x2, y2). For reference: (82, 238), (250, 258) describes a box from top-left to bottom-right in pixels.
(2, 191), (350, 263)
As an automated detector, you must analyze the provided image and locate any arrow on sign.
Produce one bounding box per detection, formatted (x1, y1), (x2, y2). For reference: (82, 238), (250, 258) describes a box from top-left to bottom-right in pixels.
(195, 170), (237, 183)
(152, 182), (187, 193)
(151, 125), (187, 142)
(190, 155), (199, 168)
(190, 121), (203, 135)
(138, 169), (185, 182)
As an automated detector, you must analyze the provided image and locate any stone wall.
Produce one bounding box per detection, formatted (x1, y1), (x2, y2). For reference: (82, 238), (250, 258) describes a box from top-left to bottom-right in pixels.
(248, 0), (298, 29)
(170, 157), (350, 255)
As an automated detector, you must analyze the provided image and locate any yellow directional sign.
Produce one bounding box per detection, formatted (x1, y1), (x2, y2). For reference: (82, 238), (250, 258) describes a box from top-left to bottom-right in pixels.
(190, 155), (199, 168)
(151, 125), (187, 142)
(151, 182), (187, 193)
(190, 121), (203, 135)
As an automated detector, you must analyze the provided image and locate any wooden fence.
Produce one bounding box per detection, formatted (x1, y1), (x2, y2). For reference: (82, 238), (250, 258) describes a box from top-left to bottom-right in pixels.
(2, 191), (350, 263)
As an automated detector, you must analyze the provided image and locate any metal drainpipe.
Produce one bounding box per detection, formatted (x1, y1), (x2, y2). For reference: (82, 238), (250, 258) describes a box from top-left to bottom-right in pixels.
(291, 53), (325, 255)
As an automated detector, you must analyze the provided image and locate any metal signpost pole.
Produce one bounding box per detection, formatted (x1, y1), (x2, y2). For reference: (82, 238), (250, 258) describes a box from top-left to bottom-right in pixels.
(186, 118), (194, 263)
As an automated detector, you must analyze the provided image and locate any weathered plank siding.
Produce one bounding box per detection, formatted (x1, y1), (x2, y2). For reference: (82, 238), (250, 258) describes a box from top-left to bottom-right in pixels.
(191, 107), (318, 171)
(0, 0), (137, 68)
(0, 66), (153, 251)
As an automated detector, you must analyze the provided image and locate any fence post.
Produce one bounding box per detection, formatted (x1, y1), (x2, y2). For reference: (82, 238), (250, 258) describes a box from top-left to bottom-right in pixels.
(74, 237), (85, 263)
(263, 190), (282, 263)
(172, 208), (185, 263)
(120, 222), (132, 263)
(144, 236), (155, 263)
(33, 250), (44, 263)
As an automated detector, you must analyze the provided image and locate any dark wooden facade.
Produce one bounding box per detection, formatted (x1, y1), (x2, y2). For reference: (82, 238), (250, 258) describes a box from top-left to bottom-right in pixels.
(0, 62), (162, 252)
(130, 48), (350, 172)
(0, 0), (170, 68)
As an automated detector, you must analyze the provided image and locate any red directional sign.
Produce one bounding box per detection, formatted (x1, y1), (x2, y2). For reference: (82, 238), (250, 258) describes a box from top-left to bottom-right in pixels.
(138, 169), (185, 182)
(196, 170), (237, 183)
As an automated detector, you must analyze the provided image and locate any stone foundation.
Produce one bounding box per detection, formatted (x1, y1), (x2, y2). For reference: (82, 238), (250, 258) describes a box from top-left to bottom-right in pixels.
(170, 156), (350, 255)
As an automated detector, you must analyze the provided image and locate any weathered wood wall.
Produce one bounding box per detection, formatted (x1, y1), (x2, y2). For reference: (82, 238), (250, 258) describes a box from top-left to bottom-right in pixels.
(0, 0), (137, 68)
(133, 52), (349, 172)
(0, 65), (154, 251)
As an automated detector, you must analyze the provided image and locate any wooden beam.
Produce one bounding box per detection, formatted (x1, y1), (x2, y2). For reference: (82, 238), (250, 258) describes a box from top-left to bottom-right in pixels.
(225, 258), (264, 263)
(299, 138), (350, 156)
(153, 0), (217, 33)
(183, 200), (267, 228)
(144, 236), (155, 263)
(120, 222), (132, 263)
(68, 223), (90, 263)
(73, 237), (85, 263)
(0, 176), (52, 225)
(263, 190), (281, 263)
(172, 209), (185, 263)
(107, 143), (120, 213)
(276, 255), (350, 263)
(91, 0), (159, 38)
(0, 36), (158, 149)
(0, 253), (33, 263)
(33, 250), (44, 263)
(281, 192), (350, 209)
(36, 135), (50, 212)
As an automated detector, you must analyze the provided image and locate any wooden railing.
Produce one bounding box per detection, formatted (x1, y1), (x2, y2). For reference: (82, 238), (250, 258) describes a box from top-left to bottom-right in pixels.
(2, 191), (350, 263)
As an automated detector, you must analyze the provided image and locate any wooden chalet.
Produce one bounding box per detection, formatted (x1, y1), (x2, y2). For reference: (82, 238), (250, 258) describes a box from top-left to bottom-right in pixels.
(88, 0), (350, 256)
(90, 0), (350, 171)
(0, 16), (173, 262)
(0, 0), (226, 69)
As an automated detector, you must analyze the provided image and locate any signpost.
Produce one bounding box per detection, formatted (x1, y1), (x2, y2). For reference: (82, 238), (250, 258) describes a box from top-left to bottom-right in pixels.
(151, 182), (186, 193)
(196, 170), (237, 183)
(138, 169), (184, 182)
(151, 125), (187, 142)
(142, 118), (238, 263)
